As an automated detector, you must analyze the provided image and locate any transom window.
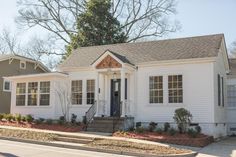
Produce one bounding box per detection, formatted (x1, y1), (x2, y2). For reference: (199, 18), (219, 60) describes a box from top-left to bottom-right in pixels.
(28, 82), (38, 106)
(40, 82), (50, 106)
(87, 80), (95, 104)
(168, 75), (183, 103)
(149, 76), (163, 103)
(16, 83), (26, 106)
(71, 80), (83, 105)
(228, 85), (236, 107)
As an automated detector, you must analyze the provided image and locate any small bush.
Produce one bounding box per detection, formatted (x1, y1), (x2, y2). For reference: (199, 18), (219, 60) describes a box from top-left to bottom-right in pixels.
(148, 122), (157, 132)
(25, 114), (34, 123)
(0, 114), (3, 121)
(59, 116), (65, 121)
(34, 119), (42, 125)
(136, 122), (142, 128)
(4, 114), (13, 121)
(168, 128), (177, 136)
(39, 118), (45, 123)
(45, 119), (53, 125)
(135, 127), (145, 133)
(15, 114), (22, 123)
(164, 122), (170, 132)
(155, 128), (163, 134)
(128, 126), (135, 132)
(187, 128), (198, 138)
(195, 125), (201, 134)
(173, 108), (192, 133)
(71, 114), (77, 124)
(21, 116), (26, 122)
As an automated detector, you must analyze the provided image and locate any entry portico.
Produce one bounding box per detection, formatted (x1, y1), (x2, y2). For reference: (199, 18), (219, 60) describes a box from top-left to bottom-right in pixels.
(91, 50), (135, 118)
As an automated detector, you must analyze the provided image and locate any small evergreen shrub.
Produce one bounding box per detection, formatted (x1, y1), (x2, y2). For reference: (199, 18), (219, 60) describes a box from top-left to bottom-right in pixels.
(0, 114), (3, 121)
(168, 128), (177, 136)
(5, 114), (13, 121)
(136, 122), (142, 128)
(135, 127), (145, 133)
(39, 118), (45, 123)
(71, 114), (77, 124)
(173, 108), (192, 133)
(128, 126), (135, 132)
(15, 114), (22, 123)
(34, 119), (42, 125)
(164, 122), (170, 132)
(187, 128), (198, 138)
(148, 122), (157, 132)
(21, 116), (26, 122)
(155, 128), (163, 134)
(45, 119), (53, 125)
(25, 114), (34, 123)
(195, 125), (201, 134)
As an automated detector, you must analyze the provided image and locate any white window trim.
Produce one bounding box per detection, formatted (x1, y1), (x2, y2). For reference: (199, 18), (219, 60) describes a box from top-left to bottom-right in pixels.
(3, 79), (11, 92)
(71, 80), (83, 105)
(39, 81), (50, 106)
(20, 60), (26, 69)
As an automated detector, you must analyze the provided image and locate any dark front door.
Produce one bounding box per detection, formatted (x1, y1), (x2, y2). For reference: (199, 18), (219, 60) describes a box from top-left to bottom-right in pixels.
(110, 79), (121, 117)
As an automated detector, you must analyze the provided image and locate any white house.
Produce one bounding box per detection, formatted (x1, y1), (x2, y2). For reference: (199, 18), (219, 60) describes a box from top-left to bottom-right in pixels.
(5, 34), (234, 138)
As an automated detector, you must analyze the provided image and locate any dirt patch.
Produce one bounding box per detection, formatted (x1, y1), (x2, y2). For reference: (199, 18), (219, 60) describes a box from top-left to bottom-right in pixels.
(0, 128), (57, 142)
(87, 139), (191, 155)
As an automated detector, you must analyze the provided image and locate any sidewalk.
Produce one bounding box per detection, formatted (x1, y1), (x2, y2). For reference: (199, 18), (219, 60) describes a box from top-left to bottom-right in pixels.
(0, 125), (169, 147)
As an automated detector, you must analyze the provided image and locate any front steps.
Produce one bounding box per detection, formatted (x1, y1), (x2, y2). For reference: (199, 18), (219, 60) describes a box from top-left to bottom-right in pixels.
(54, 134), (94, 144)
(86, 117), (134, 133)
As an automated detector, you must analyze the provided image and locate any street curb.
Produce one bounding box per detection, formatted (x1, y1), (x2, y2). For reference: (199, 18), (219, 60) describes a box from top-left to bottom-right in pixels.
(0, 136), (197, 157)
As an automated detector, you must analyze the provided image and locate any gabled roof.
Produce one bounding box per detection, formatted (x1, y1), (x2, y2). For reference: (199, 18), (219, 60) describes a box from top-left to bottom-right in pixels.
(59, 34), (224, 68)
(0, 54), (50, 72)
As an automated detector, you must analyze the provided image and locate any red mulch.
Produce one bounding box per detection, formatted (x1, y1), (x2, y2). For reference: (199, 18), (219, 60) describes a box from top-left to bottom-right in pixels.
(113, 131), (214, 147)
(0, 121), (84, 132)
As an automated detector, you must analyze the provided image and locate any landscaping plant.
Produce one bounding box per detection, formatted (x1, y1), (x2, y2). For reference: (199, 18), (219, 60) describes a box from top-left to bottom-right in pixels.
(195, 125), (201, 134)
(148, 122), (157, 132)
(164, 122), (170, 132)
(187, 128), (198, 138)
(0, 114), (3, 121)
(155, 128), (163, 134)
(173, 108), (192, 133)
(25, 114), (34, 123)
(15, 114), (22, 123)
(135, 122), (142, 128)
(46, 119), (53, 125)
(71, 114), (77, 124)
(168, 128), (177, 136)
(4, 114), (13, 122)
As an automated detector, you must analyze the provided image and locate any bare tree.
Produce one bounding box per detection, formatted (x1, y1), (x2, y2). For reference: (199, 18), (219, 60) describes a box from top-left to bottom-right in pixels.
(16, 0), (178, 53)
(231, 41), (236, 55)
(0, 29), (21, 54)
(55, 80), (71, 121)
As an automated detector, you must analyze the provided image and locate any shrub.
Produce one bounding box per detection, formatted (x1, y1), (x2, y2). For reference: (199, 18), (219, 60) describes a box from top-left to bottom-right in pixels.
(173, 108), (192, 133)
(4, 114), (13, 121)
(45, 119), (53, 125)
(136, 122), (142, 128)
(25, 114), (34, 123)
(39, 118), (45, 123)
(59, 116), (65, 121)
(195, 125), (201, 134)
(156, 128), (163, 134)
(164, 122), (170, 132)
(168, 128), (177, 136)
(21, 116), (26, 122)
(187, 128), (198, 138)
(135, 127), (145, 133)
(0, 114), (3, 121)
(148, 122), (157, 132)
(34, 119), (42, 125)
(128, 126), (135, 132)
(71, 114), (77, 124)
(82, 116), (87, 124)
(15, 114), (22, 123)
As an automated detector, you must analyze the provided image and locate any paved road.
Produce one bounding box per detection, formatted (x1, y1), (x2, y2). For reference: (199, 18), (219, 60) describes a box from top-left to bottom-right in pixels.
(0, 140), (132, 157)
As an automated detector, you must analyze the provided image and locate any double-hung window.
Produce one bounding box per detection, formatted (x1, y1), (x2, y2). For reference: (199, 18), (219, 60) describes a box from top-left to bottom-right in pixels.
(149, 76), (163, 103)
(87, 80), (95, 104)
(168, 75), (183, 103)
(71, 80), (83, 105)
(40, 81), (50, 106)
(16, 83), (26, 106)
(28, 82), (38, 106)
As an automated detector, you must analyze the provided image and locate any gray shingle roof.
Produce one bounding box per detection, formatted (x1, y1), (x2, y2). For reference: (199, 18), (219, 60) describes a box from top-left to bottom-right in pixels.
(60, 34), (224, 68)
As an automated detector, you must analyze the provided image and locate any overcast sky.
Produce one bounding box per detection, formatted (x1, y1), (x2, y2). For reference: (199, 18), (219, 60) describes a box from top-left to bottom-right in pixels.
(0, 0), (235, 47)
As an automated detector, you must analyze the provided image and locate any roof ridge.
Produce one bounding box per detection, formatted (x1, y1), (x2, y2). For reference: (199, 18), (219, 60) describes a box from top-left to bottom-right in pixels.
(73, 33), (224, 51)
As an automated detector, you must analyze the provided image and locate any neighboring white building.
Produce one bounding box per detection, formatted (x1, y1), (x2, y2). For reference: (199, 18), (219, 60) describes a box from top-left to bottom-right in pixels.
(5, 34), (234, 138)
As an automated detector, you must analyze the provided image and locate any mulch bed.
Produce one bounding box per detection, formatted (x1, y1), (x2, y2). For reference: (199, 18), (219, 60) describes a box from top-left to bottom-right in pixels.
(113, 131), (214, 147)
(0, 121), (84, 132)
(87, 139), (192, 156)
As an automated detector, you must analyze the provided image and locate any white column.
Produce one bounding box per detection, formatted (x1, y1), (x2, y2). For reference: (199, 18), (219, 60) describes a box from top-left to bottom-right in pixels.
(95, 72), (100, 117)
(120, 69), (125, 117)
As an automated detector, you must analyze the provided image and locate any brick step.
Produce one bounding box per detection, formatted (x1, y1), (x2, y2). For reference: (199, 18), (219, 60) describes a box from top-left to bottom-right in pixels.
(54, 136), (93, 144)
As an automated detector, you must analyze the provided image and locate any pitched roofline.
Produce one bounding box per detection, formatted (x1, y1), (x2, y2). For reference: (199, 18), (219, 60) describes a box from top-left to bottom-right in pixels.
(0, 54), (50, 72)
(220, 35), (230, 72)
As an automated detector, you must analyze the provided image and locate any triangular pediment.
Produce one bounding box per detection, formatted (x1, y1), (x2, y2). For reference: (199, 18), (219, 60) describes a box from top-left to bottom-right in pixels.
(96, 54), (122, 69)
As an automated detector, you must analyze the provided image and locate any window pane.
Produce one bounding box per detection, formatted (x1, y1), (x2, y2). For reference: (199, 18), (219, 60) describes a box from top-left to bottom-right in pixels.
(28, 82), (38, 94)
(71, 80), (83, 105)
(4, 81), (10, 90)
(149, 76), (163, 103)
(72, 93), (82, 105)
(16, 95), (25, 106)
(40, 82), (50, 93)
(28, 94), (37, 106)
(16, 83), (26, 94)
(87, 80), (95, 104)
(40, 94), (50, 106)
(168, 75), (183, 103)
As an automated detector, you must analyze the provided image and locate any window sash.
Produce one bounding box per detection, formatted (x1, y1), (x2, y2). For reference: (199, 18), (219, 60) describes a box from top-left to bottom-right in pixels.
(149, 76), (163, 103)
(168, 75), (183, 103)
(87, 80), (95, 104)
(16, 83), (26, 106)
(40, 81), (50, 106)
(71, 80), (83, 105)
